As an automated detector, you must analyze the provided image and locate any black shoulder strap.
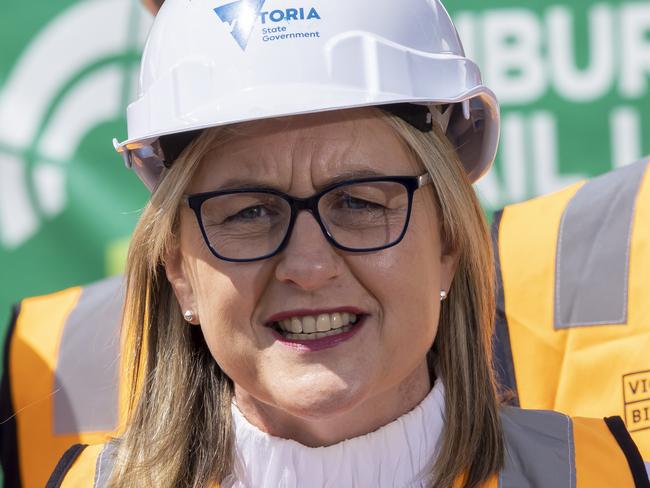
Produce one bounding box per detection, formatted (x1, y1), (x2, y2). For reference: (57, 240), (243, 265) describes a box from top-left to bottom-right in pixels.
(604, 416), (650, 488)
(491, 209), (519, 406)
(0, 303), (21, 488)
(45, 444), (88, 488)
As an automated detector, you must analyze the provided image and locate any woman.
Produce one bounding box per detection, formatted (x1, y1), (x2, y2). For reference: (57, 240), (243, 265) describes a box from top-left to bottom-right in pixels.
(48, 0), (648, 487)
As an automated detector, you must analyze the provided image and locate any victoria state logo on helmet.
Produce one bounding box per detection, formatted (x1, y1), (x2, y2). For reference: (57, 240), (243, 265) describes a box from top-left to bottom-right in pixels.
(214, 0), (322, 50)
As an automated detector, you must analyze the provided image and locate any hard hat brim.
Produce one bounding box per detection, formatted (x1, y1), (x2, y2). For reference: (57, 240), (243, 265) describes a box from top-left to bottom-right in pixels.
(115, 85), (498, 189)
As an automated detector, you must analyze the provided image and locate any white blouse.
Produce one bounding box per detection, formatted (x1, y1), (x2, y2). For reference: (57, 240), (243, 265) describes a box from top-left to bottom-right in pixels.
(223, 379), (445, 488)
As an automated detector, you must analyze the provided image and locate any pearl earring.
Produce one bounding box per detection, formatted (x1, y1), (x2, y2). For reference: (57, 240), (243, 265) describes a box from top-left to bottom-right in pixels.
(440, 290), (448, 301)
(183, 310), (195, 322)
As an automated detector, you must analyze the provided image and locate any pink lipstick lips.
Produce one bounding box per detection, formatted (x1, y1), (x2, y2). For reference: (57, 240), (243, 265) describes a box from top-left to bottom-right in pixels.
(265, 308), (367, 352)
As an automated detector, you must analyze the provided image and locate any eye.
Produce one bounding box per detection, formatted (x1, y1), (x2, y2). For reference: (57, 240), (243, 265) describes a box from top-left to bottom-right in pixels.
(225, 205), (273, 222)
(339, 193), (385, 210)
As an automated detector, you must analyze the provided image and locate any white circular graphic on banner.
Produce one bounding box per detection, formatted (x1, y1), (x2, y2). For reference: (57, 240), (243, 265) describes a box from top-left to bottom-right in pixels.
(0, 0), (150, 249)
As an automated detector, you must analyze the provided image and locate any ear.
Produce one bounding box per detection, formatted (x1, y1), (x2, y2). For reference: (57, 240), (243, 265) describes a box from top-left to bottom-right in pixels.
(164, 244), (199, 325)
(439, 246), (460, 294)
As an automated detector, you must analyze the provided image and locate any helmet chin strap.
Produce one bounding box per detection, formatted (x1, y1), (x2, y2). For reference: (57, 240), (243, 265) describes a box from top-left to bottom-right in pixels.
(157, 103), (452, 169)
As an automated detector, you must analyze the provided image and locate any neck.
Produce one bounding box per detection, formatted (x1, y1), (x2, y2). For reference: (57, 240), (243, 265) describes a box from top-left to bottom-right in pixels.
(233, 360), (432, 447)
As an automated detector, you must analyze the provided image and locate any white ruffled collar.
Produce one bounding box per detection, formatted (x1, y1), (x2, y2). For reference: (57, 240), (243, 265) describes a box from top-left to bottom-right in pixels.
(223, 379), (445, 488)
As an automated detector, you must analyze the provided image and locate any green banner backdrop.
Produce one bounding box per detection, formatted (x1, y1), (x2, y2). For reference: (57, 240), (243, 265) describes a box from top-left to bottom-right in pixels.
(0, 0), (151, 325)
(1, 0), (649, 348)
(457, 0), (650, 209)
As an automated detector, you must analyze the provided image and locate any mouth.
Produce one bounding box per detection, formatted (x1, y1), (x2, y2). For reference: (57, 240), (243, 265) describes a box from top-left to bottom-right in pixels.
(269, 311), (362, 340)
(264, 309), (368, 350)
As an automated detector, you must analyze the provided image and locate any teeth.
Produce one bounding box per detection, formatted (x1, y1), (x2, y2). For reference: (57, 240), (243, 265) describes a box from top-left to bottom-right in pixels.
(316, 314), (330, 332)
(275, 312), (359, 335)
(302, 316), (317, 333)
(331, 313), (342, 329)
(290, 318), (302, 333)
(284, 325), (353, 340)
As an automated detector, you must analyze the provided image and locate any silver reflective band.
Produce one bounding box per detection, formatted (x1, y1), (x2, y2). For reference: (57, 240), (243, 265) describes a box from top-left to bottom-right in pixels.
(554, 158), (649, 329)
(93, 441), (117, 488)
(499, 408), (575, 488)
(53, 276), (123, 434)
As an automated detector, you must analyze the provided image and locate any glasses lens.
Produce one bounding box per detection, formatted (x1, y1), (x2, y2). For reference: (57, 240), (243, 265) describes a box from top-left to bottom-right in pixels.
(319, 181), (410, 250)
(200, 192), (291, 260)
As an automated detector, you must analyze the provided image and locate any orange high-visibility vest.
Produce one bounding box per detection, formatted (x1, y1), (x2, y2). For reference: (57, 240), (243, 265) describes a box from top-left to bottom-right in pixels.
(46, 408), (649, 487)
(492, 158), (650, 461)
(0, 277), (125, 488)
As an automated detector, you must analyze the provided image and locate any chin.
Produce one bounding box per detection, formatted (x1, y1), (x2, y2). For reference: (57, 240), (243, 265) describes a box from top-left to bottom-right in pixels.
(273, 377), (370, 420)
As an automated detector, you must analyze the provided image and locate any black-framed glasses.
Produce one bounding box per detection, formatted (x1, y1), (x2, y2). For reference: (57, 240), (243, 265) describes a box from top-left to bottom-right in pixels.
(183, 174), (432, 262)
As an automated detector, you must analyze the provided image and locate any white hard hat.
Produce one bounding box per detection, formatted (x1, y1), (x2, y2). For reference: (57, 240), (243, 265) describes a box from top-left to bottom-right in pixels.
(114, 0), (499, 190)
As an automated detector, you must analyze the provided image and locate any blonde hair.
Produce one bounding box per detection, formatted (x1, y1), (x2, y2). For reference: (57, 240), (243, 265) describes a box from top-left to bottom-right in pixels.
(108, 110), (503, 488)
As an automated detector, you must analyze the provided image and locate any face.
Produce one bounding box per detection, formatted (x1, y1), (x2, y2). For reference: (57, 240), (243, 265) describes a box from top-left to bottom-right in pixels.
(166, 108), (457, 444)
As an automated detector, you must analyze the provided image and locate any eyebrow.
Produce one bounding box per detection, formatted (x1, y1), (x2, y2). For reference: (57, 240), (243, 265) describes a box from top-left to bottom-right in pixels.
(321, 169), (387, 187)
(214, 169), (389, 192)
(212, 177), (279, 191)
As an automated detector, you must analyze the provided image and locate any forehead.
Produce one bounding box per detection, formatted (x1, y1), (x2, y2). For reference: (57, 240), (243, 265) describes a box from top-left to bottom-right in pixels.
(189, 108), (422, 192)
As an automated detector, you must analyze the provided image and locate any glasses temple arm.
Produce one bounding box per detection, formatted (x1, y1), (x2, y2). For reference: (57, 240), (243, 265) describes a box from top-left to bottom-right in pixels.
(417, 173), (432, 188)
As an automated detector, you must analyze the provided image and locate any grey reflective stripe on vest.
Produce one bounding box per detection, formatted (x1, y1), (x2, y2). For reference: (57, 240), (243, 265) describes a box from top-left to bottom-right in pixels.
(499, 407), (575, 488)
(53, 276), (124, 434)
(554, 159), (650, 329)
(94, 441), (117, 487)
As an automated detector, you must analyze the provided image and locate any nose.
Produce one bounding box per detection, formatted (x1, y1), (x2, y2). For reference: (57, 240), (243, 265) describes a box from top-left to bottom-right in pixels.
(274, 211), (344, 290)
